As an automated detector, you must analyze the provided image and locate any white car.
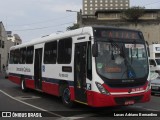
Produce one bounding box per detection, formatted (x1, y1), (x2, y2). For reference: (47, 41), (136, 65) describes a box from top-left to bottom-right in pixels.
(151, 78), (160, 95)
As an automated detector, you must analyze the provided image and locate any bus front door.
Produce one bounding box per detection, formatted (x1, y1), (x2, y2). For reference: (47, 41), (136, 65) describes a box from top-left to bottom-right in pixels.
(74, 42), (87, 103)
(34, 48), (43, 90)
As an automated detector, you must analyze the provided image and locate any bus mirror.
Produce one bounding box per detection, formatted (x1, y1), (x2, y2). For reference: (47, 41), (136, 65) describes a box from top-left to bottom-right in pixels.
(92, 43), (98, 57)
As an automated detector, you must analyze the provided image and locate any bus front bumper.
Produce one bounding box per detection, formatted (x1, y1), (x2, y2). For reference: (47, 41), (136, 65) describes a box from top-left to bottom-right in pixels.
(87, 90), (151, 107)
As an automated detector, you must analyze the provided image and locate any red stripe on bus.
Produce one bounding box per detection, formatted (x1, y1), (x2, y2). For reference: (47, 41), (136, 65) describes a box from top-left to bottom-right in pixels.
(8, 75), (21, 85)
(102, 82), (148, 93)
(42, 81), (59, 96)
(69, 87), (75, 101)
(87, 90), (151, 107)
(25, 79), (35, 89)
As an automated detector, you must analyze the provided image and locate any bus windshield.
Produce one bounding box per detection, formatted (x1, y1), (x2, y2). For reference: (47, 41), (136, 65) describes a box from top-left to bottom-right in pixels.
(96, 42), (148, 80)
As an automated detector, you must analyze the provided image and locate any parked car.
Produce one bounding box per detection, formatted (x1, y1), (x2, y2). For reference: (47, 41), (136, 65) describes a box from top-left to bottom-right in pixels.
(151, 78), (160, 95)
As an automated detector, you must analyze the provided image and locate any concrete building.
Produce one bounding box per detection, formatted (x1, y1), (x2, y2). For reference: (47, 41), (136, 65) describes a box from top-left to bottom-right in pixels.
(83, 0), (130, 15)
(7, 31), (22, 45)
(0, 22), (22, 71)
(78, 9), (160, 45)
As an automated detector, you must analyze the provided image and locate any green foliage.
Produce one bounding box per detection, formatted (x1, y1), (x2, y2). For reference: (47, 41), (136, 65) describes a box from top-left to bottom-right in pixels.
(123, 6), (145, 21)
(67, 23), (79, 31)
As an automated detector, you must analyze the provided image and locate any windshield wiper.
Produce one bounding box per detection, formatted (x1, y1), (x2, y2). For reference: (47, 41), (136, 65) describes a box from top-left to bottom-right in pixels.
(121, 44), (136, 79)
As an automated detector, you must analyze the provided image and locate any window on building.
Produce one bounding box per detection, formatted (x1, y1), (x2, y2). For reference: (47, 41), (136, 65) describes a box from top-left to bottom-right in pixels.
(0, 40), (1, 47)
(2, 41), (4, 48)
(26, 46), (34, 64)
(44, 41), (57, 64)
(58, 38), (72, 64)
(20, 47), (26, 64)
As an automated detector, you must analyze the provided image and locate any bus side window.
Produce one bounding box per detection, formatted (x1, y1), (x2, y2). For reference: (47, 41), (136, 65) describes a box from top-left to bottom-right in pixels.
(26, 46), (34, 64)
(20, 47), (26, 64)
(58, 38), (72, 64)
(87, 42), (92, 80)
(44, 41), (57, 64)
(14, 49), (20, 64)
(9, 50), (14, 64)
(149, 59), (156, 66)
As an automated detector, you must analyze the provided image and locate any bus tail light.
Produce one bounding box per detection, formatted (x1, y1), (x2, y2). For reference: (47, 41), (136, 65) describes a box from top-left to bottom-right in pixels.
(95, 82), (110, 95)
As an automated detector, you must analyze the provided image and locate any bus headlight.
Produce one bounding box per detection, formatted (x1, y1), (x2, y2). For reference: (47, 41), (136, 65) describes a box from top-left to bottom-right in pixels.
(95, 82), (110, 95)
(146, 81), (151, 91)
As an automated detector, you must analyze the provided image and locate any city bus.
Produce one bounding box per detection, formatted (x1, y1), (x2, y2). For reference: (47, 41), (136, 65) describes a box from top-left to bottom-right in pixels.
(8, 26), (151, 107)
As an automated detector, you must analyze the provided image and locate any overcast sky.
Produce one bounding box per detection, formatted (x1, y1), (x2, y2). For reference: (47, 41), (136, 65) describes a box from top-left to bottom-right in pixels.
(0, 0), (160, 43)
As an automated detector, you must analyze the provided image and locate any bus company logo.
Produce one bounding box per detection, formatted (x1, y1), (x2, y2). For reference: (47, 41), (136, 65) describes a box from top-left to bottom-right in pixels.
(17, 67), (31, 72)
(2, 112), (11, 117)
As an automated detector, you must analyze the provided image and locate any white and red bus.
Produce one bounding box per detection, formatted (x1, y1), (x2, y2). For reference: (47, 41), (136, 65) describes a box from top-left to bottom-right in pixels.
(8, 26), (151, 107)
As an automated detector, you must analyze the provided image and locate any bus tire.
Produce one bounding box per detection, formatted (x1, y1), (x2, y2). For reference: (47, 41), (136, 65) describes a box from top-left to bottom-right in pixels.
(21, 79), (27, 92)
(61, 85), (74, 108)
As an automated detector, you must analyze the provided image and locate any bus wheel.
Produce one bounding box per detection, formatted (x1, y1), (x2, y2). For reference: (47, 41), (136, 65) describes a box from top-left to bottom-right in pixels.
(62, 86), (74, 108)
(21, 79), (27, 92)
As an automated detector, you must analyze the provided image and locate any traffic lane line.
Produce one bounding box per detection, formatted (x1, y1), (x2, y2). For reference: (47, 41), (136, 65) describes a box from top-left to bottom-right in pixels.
(0, 90), (64, 117)
(131, 105), (160, 112)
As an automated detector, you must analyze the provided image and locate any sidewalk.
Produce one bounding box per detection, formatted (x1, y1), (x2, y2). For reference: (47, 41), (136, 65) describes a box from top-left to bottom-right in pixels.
(0, 71), (5, 79)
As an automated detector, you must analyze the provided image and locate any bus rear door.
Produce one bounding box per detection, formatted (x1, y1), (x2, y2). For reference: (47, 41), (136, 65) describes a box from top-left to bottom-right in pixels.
(34, 48), (43, 90)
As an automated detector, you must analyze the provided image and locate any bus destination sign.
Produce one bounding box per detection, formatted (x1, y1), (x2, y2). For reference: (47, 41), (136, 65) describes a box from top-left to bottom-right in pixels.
(94, 29), (143, 40)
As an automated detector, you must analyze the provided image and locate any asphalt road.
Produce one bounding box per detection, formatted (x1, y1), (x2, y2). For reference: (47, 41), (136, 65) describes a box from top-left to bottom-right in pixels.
(0, 75), (160, 120)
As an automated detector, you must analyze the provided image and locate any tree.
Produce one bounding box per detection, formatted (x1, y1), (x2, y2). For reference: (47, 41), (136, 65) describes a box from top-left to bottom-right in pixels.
(123, 6), (145, 22)
(67, 23), (79, 31)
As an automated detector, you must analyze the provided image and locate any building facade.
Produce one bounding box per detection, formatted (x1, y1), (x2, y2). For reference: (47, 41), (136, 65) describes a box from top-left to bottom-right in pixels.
(83, 0), (130, 15)
(7, 31), (22, 45)
(0, 22), (22, 71)
(78, 9), (160, 45)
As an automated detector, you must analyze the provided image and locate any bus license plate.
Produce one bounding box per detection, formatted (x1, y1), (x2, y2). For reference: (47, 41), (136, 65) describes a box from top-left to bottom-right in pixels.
(152, 86), (159, 90)
(125, 100), (135, 105)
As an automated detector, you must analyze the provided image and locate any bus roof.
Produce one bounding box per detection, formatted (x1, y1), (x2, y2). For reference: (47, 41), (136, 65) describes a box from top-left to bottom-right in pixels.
(10, 26), (94, 50)
(10, 26), (142, 50)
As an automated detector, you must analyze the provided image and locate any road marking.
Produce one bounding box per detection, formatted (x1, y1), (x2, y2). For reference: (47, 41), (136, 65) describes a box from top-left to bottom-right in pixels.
(132, 105), (160, 111)
(0, 90), (63, 117)
(14, 96), (41, 100)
